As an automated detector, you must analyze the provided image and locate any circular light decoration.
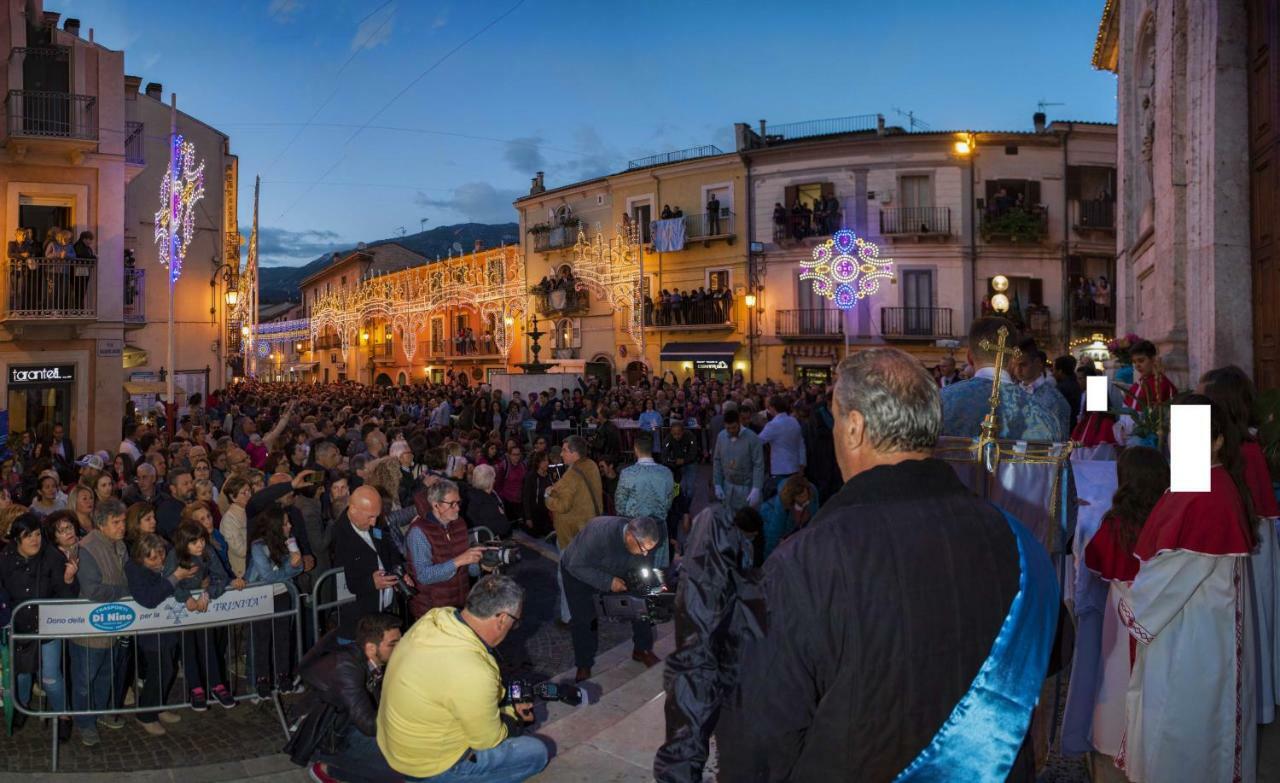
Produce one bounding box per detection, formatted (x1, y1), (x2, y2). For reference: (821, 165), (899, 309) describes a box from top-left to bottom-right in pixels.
(154, 134), (206, 284)
(257, 340), (271, 359)
(991, 293), (1011, 313)
(799, 229), (895, 310)
(992, 274), (1010, 293)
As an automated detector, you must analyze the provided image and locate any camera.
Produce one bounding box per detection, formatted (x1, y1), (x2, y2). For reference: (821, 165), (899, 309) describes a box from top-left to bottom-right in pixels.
(389, 565), (418, 599)
(597, 567), (676, 626)
(546, 462), (566, 482)
(505, 679), (584, 707)
(481, 540), (523, 569)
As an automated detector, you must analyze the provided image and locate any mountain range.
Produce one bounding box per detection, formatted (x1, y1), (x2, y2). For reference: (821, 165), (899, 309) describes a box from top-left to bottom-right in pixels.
(257, 222), (520, 303)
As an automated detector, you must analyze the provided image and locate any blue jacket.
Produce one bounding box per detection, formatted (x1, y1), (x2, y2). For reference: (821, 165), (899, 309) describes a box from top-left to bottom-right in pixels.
(759, 480), (820, 559)
(245, 541), (303, 585)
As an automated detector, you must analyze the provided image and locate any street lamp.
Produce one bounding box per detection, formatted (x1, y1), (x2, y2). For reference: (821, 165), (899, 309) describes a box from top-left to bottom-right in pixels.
(991, 274), (1010, 313)
(745, 293), (757, 308)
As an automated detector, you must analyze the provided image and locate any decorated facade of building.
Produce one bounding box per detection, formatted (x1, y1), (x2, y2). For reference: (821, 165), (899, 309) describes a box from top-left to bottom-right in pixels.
(738, 114), (1117, 383)
(514, 150), (750, 386)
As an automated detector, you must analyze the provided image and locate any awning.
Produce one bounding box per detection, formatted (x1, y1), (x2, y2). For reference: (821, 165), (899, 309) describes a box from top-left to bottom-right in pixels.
(122, 344), (148, 369)
(124, 381), (167, 394)
(659, 341), (741, 362)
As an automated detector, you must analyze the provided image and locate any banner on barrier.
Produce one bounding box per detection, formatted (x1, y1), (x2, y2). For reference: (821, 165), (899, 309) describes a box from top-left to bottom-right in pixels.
(36, 584), (280, 636)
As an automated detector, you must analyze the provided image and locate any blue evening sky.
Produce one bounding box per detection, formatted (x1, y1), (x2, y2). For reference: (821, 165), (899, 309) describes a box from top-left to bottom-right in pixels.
(66, 0), (1114, 266)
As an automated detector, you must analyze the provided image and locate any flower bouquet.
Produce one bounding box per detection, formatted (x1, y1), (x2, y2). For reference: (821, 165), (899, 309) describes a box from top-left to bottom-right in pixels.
(1107, 333), (1143, 365)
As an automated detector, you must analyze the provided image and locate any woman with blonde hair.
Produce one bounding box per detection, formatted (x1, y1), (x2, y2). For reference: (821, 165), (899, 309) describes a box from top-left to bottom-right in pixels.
(69, 484), (96, 536)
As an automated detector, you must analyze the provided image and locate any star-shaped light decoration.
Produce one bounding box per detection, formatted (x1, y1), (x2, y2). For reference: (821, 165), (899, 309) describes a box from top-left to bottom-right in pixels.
(154, 134), (206, 284)
(799, 229), (894, 310)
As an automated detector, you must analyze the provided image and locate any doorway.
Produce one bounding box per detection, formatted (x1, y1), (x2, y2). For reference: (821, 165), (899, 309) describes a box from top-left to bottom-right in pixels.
(20, 204), (72, 247)
(8, 385), (72, 441)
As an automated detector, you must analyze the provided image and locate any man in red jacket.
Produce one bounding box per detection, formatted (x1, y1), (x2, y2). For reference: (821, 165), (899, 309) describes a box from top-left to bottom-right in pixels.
(404, 480), (488, 619)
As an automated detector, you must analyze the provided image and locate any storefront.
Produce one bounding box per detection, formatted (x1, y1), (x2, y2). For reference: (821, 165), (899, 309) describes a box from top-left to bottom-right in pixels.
(660, 342), (740, 382)
(7, 363), (75, 440)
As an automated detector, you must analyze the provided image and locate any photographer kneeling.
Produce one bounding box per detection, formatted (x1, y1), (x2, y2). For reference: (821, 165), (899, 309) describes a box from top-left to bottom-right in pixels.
(290, 613), (402, 783)
(378, 575), (548, 783)
(560, 515), (663, 682)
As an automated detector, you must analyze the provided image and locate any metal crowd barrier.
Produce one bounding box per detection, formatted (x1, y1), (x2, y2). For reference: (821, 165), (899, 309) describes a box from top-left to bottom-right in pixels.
(307, 567), (355, 650)
(5, 581), (304, 771)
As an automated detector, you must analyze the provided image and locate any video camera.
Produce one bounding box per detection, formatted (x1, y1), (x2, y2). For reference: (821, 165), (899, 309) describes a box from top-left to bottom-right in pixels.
(504, 679), (584, 707)
(596, 566), (676, 626)
(481, 540), (523, 569)
(389, 565), (418, 599)
(547, 462), (566, 482)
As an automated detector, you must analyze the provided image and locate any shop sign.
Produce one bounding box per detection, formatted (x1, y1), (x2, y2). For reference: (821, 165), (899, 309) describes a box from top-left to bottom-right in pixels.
(694, 359), (729, 371)
(9, 365), (75, 385)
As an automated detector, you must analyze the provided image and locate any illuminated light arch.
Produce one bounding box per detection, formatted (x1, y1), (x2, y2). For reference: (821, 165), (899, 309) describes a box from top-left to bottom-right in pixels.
(154, 134), (206, 283)
(799, 229), (895, 310)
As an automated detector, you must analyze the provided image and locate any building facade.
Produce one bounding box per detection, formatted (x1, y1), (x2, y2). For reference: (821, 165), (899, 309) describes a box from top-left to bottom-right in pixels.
(124, 78), (240, 406)
(514, 150), (750, 386)
(1094, 0), (1264, 387)
(1, 1), (129, 453)
(738, 114), (1117, 383)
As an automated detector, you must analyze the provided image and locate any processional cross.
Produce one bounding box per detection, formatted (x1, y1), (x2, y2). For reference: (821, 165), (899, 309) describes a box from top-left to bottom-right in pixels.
(976, 326), (1022, 472)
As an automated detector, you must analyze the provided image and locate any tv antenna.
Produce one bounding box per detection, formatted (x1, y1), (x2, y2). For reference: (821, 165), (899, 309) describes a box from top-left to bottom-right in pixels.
(1037, 99), (1065, 113)
(420, 218), (430, 232)
(892, 107), (931, 132)
(396, 226), (406, 237)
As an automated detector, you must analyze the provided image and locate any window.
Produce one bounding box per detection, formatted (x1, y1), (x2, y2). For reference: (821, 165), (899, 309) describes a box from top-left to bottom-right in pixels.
(554, 318), (574, 349)
(797, 271), (829, 311)
(902, 270), (935, 335)
(704, 185), (732, 216)
(631, 202), (653, 244)
(984, 179), (1041, 212)
(454, 314), (468, 335)
(1004, 145), (1019, 155)
(341, 276), (346, 286)
(707, 269), (730, 292)
(899, 176), (932, 209)
(431, 317), (444, 353)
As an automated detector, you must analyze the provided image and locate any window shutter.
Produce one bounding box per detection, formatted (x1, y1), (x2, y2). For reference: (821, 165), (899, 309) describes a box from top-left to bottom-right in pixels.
(1066, 167), (1083, 199)
(784, 185), (798, 209)
(573, 318), (583, 349)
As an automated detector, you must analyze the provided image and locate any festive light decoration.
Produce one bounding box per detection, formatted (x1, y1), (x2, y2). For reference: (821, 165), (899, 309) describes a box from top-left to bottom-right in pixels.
(569, 222), (644, 347)
(800, 229), (894, 310)
(154, 134), (206, 283)
(309, 246), (527, 362)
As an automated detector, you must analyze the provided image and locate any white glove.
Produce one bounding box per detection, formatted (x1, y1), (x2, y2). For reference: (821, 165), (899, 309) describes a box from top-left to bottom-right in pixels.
(747, 489), (762, 507)
(714, 486), (725, 501)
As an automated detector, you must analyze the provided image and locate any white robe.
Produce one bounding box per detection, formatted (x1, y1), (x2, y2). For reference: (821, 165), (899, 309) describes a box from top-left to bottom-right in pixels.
(1090, 579), (1131, 757)
(1117, 550), (1257, 783)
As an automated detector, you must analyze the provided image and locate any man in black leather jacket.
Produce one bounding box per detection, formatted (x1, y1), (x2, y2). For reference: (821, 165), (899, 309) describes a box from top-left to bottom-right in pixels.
(291, 613), (402, 783)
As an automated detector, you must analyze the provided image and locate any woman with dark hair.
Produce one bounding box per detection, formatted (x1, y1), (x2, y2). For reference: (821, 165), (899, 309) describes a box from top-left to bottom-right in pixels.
(0, 512), (77, 739)
(112, 453), (136, 492)
(1082, 446), (1169, 768)
(124, 501), (158, 552)
(521, 451), (554, 537)
(165, 521), (236, 710)
(244, 508), (302, 700)
(93, 471), (116, 505)
(1115, 396), (1258, 782)
(28, 473), (65, 518)
(125, 533), (194, 735)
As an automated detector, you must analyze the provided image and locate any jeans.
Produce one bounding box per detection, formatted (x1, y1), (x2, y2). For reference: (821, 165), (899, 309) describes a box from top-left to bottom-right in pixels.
(561, 566), (653, 670)
(316, 727), (402, 783)
(70, 640), (129, 729)
(403, 736), (548, 783)
(15, 639), (67, 712)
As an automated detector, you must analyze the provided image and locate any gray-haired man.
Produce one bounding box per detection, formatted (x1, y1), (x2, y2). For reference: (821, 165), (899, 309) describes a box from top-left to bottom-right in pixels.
(560, 516), (663, 683)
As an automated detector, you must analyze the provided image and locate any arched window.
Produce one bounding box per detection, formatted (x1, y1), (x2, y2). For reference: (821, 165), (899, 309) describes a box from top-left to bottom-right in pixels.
(554, 318), (573, 349)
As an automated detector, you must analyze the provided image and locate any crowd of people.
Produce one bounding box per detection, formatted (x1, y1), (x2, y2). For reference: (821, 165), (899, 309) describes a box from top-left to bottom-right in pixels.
(771, 194), (843, 243)
(1, 312), (1272, 782)
(7, 225), (97, 311)
(642, 286), (734, 327)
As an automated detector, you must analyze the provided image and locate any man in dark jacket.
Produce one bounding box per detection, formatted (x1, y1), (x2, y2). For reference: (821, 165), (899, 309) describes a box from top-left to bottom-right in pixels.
(154, 467), (194, 541)
(295, 613), (402, 783)
(715, 348), (1057, 781)
(1053, 354), (1083, 432)
(333, 486), (406, 644)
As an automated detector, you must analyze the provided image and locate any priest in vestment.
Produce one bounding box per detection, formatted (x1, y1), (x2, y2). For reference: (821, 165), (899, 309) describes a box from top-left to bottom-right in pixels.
(1015, 339), (1073, 437)
(716, 348), (1058, 781)
(1116, 406), (1257, 783)
(941, 317), (1065, 442)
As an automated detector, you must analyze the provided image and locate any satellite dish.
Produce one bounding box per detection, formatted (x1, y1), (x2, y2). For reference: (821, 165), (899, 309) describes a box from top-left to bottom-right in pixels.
(452, 242), (463, 254)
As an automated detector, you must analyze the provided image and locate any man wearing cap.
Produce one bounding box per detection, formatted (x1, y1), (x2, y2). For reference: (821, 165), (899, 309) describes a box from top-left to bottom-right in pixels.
(76, 454), (105, 486)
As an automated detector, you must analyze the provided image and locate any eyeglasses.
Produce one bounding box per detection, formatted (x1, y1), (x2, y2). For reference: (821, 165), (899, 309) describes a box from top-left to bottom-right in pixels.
(500, 612), (522, 629)
(439, 499), (461, 507)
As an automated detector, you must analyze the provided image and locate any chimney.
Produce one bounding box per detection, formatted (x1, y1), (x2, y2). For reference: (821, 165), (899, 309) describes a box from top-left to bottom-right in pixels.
(758, 119), (767, 137)
(144, 82), (163, 100)
(473, 239), (484, 253)
(124, 75), (142, 98)
(41, 11), (60, 29)
(530, 171), (545, 195)
(63, 18), (80, 36)
(876, 113), (886, 136)
(1033, 112), (1047, 133)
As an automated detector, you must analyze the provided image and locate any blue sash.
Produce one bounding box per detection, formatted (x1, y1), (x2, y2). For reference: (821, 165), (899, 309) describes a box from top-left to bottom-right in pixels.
(894, 508), (1059, 782)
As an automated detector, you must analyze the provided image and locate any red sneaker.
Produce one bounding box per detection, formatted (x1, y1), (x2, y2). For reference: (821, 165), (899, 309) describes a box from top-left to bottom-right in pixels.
(308, 761), (339, 783)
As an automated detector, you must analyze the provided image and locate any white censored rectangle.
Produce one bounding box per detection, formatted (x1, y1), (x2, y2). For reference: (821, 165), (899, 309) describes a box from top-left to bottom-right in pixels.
(1086, 375), (1109, 412)
(1170, 404), (1211, 493)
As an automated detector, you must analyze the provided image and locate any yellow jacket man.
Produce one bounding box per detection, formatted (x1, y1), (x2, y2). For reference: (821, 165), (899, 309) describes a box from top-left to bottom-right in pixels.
(545, 436), (603, 549)
(377, 576), (547, 781)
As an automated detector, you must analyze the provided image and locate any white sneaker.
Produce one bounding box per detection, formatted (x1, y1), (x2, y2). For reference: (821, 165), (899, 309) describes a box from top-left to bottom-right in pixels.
(157, 711), (181, 724)
(138, 719), (166, 736)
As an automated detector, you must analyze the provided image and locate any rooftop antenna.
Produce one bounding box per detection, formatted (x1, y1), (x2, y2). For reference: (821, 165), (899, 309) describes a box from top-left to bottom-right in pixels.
(892, 107), (931, 132)
(396, 226), (406, 237)
(1037, 99), (1065, 113)
(420, 218), (429, 232)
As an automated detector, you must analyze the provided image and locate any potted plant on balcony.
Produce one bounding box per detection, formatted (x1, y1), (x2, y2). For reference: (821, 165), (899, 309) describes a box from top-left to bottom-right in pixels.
(980, 208), (1044, 243)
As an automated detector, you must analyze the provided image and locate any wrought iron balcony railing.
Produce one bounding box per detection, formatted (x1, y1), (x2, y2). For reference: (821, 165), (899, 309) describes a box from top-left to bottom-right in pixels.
(5, 258), (96, 319)
(4, 90), (98, 142)
(1073, 198), (1115, 231)
(879, 307), (953, 338)
(879, 206), (952, 236)
(530, 221), (582, 252)
(124, 267), (145, 323)
(683, 211), (735, 240)
(775, 309), (844, 338)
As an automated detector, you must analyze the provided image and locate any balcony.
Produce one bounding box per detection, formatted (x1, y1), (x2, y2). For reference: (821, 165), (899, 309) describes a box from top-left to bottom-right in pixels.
(980, 207), (1049, 243)
(314, 334), (340, 350)
(880, 307), (954, 339)
(775, 309), (844, 339)
(530, 220), (583, 253)
(774, 209), (847, 247)
(5, 258), (96, 320)
(532, 286), (589, 317)
(3, 90), (98, 154)
(124, 267), (145, 325)
(1072, 198), (1115, 233)
(644, 299), (733, 331)
(124, 121), (145, 165)
(424, 338), (503, 360)
(879, 207), (952, 239)
(681, 211), (736, 245)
